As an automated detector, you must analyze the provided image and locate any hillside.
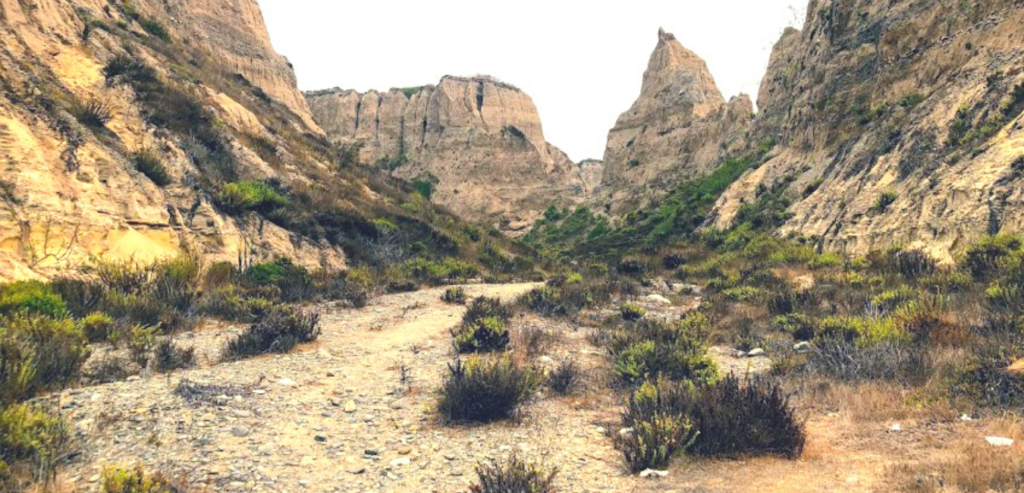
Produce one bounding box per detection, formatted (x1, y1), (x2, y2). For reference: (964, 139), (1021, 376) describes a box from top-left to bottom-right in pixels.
(587, 0), (1024, 261)
(0, 0), (530, 282)
(306, 77), (590, 234)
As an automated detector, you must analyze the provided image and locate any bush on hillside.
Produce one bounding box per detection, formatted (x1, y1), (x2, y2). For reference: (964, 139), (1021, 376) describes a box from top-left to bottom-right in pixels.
(0, 404), (69, 486)
(101, 464), (187, 493)
(0, 314), (90, 403)
(611, 315), (717, 385)
(437, 356), (540, 424)
(469, 455), (557, 493)
(684, 375), (805, 459)
(619, 379), (698, 473)
(0, 281), (67, 318)
(441, 287), (468, 304)
(225, 307), (320, 359)
(453, 316), (509, 353)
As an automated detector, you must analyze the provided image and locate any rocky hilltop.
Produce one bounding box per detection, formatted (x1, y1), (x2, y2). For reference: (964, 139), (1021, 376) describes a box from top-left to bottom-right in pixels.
(714, 0), (1024, 260)
(306, 76), (589, 233)
(600, 1), (1024, 260)
(595, 28), (753, 216)
(0, 0), (500, 282)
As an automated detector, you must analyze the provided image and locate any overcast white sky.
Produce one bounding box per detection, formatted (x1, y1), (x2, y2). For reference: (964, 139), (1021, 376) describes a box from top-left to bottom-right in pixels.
(260, 1), (806, 162)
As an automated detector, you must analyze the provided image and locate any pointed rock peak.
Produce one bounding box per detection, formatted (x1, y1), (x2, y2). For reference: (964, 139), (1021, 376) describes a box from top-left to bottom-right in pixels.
(632, 29), (724, 121)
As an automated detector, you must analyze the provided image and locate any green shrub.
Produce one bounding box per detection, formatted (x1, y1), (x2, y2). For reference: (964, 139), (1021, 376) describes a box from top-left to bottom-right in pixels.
(154, 340), (195, 373)
(618, 257), (651, 276)
(453, 316), (510, 353)
(463, 297), (513, 326)
(225, 307), (320, 359)
(962, 235), (1022, 279)
(203, 262), (237, 290)
(815, 315), (907, 346)
(611, 315), (717, 385)
(517, 280), (612, 318)
(0, 281), (67, 318)
(80, 312), (116, 343)
(684, 375), (805, 459)
(950, 342), (1024, 408)
(469, 455), (557, 493)
(125, 324), (158, 369)
(101, 464), (185, 493)
(620, 303), (646, 321)
(441, 287), (468, 305)
(619, 379), (698, 473)
(132, 149), (171, 186)
(216, 181), (289, 214)
(771, 314), (815, 341)
(870, 287), (916, 312)
(153, 253), (203, 311)
(722, 286), (764, 302)
(0, 404), (69, 485)
(243, 258), (312, 302)
(402, 257), (479, 285)
(48, 278), (104, 318)
(0, 314), (90, 403)
(437, 356), (540, 425)
(804, 336), (927, 383)
(872, 190), (898, 214)
(138, 17), (171, 43)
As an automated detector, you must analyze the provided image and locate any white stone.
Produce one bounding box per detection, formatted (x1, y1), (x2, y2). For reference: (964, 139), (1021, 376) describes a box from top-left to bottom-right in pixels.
(986, 436), (1014, 447)
(646, 294), (671, 304)
(639, 469), (669, 478)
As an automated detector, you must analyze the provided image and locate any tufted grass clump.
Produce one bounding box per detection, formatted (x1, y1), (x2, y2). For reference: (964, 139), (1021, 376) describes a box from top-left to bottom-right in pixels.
(453, 316), (509, 353)
(441, 287), (468, 304)
(0, 403), (69, 486)
(154, 340), (196, 373)
(469, 454), (557, 493)
(620, 303), (646, 321)
(0, 314), (90, 403)
(101, 464), (186, 492)
(547, 358), (584, 396)
(684, 375), (805, 459)
(610, 314), (717, 386)
(216, 181), (290, 214)
(225, 307), (320, 360)
(437, 356), (541, 425)
(619, 379), (699, 473)
(132, 149), (171, 187)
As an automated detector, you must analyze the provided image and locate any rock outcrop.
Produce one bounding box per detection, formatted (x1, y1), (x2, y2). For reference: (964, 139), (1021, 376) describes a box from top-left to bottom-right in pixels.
(0, 0), (384, 280)
(710, 0), (1024, 260)
(595, 28), (753, 215)
(306, 76), (588, 231)
(598, 3), (1024, 260)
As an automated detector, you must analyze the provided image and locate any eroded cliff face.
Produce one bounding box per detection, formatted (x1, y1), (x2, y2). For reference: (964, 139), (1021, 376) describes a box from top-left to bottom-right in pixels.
(0, 0), (341, 280)
(710, 0), (1024, 261)
(306, 76), (588, 232)
(595, 29), (753, 216)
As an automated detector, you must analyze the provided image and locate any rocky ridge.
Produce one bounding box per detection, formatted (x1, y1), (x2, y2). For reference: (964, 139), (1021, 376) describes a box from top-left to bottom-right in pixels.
(0, 0), (348, 280)
(598, 2), (1024, 260)
(594, 28), (753, 216)
(306, 76), (590, 233)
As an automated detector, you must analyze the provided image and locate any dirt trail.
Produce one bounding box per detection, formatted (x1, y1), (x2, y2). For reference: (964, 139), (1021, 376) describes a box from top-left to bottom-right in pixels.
(51, 283), (932, 493)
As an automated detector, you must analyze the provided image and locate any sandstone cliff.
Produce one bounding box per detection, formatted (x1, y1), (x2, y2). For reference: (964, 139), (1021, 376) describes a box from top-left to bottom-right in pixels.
(598, 3), (1024, 260)
(0, 0), (470, 281)
(306, 76), (588, 232)
(710, 0), (1024, 260)
(595, 28), (753, 216)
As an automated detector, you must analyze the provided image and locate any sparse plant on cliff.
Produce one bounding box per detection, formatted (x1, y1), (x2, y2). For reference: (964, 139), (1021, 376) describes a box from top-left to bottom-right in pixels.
(871, 189), (898, 214)
(71, 99), (113, 129)
(131, 149), (171, 187)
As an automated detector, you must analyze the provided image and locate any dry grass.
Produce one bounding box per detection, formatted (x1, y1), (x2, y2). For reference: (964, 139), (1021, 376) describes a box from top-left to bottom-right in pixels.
(894, 417), (1024, 492)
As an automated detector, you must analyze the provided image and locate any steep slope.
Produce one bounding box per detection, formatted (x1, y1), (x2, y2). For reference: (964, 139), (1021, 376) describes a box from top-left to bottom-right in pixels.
(595, 29), (754, 216)
(0, 0), (515, 281)
(306, 76), (588, 233)
(709, 0), (1024, 260)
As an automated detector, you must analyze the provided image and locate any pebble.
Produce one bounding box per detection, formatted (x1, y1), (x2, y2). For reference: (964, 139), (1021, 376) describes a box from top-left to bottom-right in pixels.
(640, 469), (668, 479)
(344, 400), (357, 413)
(390, 457), (410, 467)
(747, 348), (765, 357)
(231, 426), (250, 437)
(278, 378), (297, 387)
(986, 436), (1014, 447)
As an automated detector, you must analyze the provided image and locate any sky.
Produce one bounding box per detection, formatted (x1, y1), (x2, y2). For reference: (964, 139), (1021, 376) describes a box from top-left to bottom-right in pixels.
(260, 1), (807, 162)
